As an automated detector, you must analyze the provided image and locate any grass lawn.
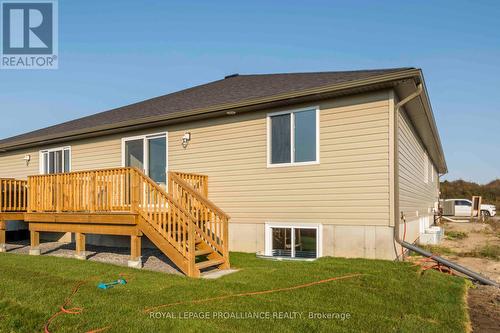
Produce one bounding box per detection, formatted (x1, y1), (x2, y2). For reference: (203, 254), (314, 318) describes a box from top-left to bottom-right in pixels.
(0, 252), (469, 333)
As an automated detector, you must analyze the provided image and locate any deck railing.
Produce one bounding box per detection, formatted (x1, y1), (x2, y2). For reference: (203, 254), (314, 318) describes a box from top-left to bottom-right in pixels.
(168, 171), (229, 260)
(132, 168), (196, 270)
(27, 167), (199, 275)
(0, 178), (28, 212)
(28, 168), (135, 213)
(174, 172), (208, 197)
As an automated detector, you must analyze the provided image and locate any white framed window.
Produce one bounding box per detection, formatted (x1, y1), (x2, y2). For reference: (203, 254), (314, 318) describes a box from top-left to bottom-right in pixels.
(267, 107), (320, 168)
(121, 132), (168, 186)
(39, 146), (71, 174)
(265, 223), (322, 259)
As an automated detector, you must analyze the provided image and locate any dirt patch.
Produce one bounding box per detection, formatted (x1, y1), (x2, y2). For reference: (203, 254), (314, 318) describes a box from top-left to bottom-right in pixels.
(446, 256), (500, 283)
(434, 221), (500, 283)
(430, 220), (500, 332)
(468, 285), (500, 332)
(441, 221), (499, 254)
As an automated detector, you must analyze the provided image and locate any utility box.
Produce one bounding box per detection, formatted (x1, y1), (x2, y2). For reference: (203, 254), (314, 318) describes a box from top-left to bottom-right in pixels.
(419, 226), (444, 245)
(441, 200), (455, 216)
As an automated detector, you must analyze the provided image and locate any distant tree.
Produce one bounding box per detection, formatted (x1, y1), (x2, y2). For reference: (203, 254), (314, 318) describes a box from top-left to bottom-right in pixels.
(440, 179), (500, 207)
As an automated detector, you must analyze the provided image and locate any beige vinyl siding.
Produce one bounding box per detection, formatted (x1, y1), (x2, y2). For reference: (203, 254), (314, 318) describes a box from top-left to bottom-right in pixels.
(0, 139), (123, 178)
(71, 136), (122, 171)
(0, 91), (391, 226)
(0, 148), (39, 179)
(168, 90), (391, 226)
(398, 107), (439, 222)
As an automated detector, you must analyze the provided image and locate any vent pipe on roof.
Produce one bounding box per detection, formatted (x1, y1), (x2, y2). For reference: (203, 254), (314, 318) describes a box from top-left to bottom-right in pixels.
(224, 73), (239, 79)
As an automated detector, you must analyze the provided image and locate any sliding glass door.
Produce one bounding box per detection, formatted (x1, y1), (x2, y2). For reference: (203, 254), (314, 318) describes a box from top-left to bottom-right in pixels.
(123, 133), (167, 186)
(124, 139), (144, 170)
(148, 136), (167, 185)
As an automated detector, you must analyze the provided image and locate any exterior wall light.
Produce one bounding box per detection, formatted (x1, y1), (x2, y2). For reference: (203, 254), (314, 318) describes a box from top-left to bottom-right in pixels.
(182, 132), (191, 148)
(23, 154), (31, 166)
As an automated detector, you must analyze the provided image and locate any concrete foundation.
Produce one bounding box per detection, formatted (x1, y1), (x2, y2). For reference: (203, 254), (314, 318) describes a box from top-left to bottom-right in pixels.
(202, 269), (239, 279)
(75, 253), (87, 260)
(29, 217), (430, 262)
(0, 244), (6, 253)
(29, 248), (40, 256)
(228, 222), (421, 261)
(127, 259), (142, 269)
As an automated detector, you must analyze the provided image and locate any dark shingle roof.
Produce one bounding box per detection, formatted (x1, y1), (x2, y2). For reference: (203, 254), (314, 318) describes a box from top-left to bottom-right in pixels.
(0, 67), (413, 148)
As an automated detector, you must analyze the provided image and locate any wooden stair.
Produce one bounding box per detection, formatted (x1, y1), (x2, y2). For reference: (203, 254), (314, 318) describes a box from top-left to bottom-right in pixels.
(195, 248), (212, 256)
(133, 169), (230, 277)
(193, 239), (226, 272)
(196, 258), (225, 270)
(138, 215), (226, 276)
(137, 216), (192, 275)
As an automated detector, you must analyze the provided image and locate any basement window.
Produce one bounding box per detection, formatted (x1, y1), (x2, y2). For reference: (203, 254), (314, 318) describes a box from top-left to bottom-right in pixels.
(267, 107), (319, 167)
(40, 147), (71, 174)
(265, 223), (321, 259)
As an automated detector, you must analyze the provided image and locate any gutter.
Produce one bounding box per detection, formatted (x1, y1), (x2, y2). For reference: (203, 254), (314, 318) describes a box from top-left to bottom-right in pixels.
(413, 71), (448, 173)
(393, 84), (497, 287)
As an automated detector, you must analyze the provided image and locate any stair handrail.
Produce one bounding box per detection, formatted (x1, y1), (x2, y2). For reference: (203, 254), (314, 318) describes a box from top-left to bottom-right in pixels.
(168, 171), (229, 261)
(169, 172), (229, 220)
(131, 168), (197, 221)
(130, 168), (197, 271)
(173, 171), (209, 197)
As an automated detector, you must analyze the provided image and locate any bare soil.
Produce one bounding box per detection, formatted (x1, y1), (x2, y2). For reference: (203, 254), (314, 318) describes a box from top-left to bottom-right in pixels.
(440, 220), (499, 283)
(437, 219), (500, 332)
(468, 286), (500, 333)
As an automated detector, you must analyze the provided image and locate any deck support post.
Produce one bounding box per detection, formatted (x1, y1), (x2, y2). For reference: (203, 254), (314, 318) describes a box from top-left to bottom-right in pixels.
(0, 221), (6, 253)
(128, 235), (142, 268)
(75, 233), (86, 260)
(29, 230), (40, 255)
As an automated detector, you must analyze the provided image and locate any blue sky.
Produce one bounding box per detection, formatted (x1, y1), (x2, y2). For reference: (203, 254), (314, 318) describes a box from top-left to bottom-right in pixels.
(1, 0), (499, 183)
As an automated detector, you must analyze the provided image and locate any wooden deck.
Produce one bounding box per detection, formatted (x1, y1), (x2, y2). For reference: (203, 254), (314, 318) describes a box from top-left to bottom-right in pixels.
(0, 168), (229, 277)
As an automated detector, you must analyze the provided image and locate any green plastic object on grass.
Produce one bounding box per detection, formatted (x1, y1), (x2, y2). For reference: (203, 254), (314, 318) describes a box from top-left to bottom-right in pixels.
(98, 278), (127, 290)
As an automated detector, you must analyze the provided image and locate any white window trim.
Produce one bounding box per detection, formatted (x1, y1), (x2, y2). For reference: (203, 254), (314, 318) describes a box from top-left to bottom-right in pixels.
(264, 222), (323, 259)
(266, 106), (320, 168)
(121, 132), (169, 177)
(39, 146), (71, 174)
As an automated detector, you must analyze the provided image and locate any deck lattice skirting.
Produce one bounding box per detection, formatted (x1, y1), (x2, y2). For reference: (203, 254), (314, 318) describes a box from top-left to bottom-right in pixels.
(0, 168), (229, 277)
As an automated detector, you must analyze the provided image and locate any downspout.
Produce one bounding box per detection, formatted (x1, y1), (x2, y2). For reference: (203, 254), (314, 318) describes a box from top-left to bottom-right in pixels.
(392, 83), (498, 286)
(393, 83), (424, 248)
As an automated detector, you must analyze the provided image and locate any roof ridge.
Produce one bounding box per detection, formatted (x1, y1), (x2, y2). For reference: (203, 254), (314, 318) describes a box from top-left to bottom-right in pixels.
(233, 67), (415, 77)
